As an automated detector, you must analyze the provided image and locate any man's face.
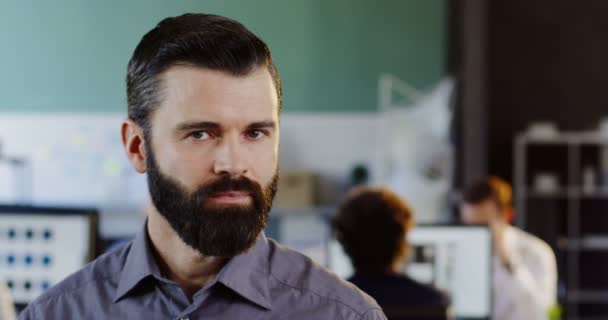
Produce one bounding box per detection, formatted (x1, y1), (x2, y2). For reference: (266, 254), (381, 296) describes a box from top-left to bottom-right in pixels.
(460, 199), (501, 225)
(145, 65), (280, 257)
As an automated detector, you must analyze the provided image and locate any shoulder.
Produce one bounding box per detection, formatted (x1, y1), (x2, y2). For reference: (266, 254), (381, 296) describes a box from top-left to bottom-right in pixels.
(22, 241), (131, 311)
(399, 276), (450, 305)
(350, 273), (449, 307)
(266, 239), (383, 317)
(510, 226), (556, 263)
(511, 226), (553, 254)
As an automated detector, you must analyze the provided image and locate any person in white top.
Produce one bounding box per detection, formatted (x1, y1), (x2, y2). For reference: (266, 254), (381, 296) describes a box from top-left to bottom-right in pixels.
(460, 177), (557, 320)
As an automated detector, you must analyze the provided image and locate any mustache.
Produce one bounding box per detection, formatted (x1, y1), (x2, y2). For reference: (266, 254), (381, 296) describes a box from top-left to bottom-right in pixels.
(193, 175), (263, 198)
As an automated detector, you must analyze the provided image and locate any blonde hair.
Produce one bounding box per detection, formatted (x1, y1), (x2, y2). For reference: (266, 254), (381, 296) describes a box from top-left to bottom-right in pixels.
(487, 176), (512, 208)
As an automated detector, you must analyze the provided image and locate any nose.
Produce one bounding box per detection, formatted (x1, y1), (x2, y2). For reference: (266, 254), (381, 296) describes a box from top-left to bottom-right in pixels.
(213, 134), (248, 177)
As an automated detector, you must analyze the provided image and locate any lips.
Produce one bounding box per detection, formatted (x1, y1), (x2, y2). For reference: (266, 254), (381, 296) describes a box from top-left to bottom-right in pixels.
(212, 191), (250, 198)
(209, 190), (252, 204)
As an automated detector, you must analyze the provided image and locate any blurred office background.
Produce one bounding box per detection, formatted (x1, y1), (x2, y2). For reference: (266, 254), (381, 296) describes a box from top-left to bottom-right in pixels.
(1, 0), (608, 319)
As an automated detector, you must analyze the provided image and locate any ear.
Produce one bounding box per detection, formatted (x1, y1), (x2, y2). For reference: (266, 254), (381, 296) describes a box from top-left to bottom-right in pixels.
(504, 207), (515, 224)
(121, 119), (147, 173)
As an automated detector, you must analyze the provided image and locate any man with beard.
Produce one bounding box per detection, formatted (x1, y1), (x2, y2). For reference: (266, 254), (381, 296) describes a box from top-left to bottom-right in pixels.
(18, 13), (385, 320)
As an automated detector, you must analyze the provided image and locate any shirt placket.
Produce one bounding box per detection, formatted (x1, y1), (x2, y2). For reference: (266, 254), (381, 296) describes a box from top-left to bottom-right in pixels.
(173, 282), (217, 320)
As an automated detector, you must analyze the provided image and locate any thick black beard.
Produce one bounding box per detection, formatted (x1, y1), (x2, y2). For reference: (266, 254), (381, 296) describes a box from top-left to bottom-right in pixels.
(145, 142), (278, 257)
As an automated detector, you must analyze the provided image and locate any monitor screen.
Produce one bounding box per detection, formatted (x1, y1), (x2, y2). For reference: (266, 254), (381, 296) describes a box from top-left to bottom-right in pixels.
(328, 225), (492, 319)
(0, 205), (97, 305)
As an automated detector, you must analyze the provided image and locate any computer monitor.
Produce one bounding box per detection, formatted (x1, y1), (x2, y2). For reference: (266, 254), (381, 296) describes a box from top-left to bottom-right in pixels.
(0, 205), (98, 306)
(328, 225), (492, 319)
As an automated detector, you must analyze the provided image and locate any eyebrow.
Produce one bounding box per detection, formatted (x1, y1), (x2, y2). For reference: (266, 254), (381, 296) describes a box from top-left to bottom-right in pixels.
(246, 120), (277, 131)
(175, 121), (221, 133)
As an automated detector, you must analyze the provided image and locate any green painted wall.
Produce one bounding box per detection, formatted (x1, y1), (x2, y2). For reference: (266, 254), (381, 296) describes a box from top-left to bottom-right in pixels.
(0, 0), (445, 113)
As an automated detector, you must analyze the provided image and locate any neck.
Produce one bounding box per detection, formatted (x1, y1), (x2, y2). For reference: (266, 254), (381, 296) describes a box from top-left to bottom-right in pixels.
(388, 262), (401, 275)
(147, 208), (228, 300)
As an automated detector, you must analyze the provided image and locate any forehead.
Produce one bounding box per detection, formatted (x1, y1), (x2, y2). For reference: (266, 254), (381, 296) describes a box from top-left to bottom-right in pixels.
(462, 199), (498, 212)
(155, 65), (279, 126)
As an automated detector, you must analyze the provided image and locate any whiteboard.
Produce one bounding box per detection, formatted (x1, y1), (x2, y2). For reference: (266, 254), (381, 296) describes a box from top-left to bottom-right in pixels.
(0, 113), (148, 207)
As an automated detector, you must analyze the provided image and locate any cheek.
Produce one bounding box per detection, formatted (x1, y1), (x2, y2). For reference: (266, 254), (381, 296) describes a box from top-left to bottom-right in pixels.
(462, 209), (487, 224)
(161, 147), (214, 189)
(247, 141), (278, 180)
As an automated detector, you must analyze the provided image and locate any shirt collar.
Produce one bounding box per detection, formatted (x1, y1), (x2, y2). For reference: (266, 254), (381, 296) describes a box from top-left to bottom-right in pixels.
(215, 233), (272, 310)
(113, 222), (272, 310)
(113, 222), (162, 303)
(504, 225), (517, 250)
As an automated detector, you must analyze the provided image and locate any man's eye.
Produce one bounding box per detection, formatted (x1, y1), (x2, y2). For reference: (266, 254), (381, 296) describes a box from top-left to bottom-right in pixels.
(191, 131), (210, 140)
(247, 130), (266, 139)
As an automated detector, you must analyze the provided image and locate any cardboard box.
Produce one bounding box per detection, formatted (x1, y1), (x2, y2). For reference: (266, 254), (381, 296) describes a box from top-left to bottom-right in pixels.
(274, 171), (317, 208)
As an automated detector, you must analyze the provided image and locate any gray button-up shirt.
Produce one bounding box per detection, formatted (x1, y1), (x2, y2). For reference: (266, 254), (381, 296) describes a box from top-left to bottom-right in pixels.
(18, 224), (385, 319)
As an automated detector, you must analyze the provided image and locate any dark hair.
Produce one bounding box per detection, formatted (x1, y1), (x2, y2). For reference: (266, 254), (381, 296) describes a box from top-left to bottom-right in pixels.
(126, 13), (281, 134)
(462, 178), (504, 209)
(333, 187), (414, 272)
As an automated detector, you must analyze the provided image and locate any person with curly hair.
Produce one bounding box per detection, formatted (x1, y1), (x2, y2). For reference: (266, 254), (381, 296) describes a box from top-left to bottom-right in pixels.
(334, 187), (450, 319)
